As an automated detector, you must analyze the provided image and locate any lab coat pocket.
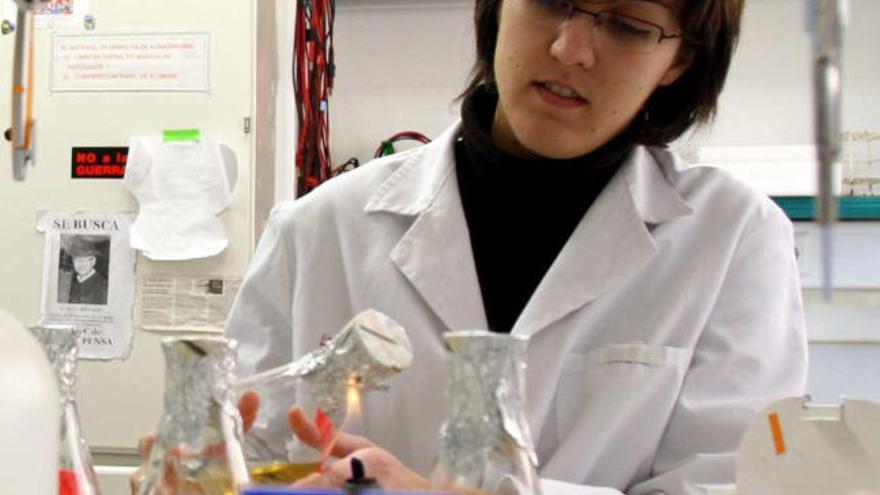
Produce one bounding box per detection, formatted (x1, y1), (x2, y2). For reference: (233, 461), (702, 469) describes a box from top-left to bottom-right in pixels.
(555, 343), (693, 452)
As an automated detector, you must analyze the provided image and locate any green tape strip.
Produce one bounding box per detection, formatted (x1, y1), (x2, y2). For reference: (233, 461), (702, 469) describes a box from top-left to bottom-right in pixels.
(163, 129), (201, 142)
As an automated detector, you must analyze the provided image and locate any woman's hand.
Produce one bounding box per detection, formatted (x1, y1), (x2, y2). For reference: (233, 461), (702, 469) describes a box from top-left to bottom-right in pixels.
(287, 406), (430, 491)
(237, 390), (261, 432)
(129, 390), (431, 493)
(129, 391), (261, 494)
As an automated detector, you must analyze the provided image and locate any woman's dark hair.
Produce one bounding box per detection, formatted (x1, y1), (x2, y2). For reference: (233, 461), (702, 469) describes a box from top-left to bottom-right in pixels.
(462, 0), (745, 146)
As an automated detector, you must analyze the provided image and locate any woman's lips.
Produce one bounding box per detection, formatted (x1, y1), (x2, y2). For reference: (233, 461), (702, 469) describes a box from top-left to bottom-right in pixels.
(533, 82), (588, 108)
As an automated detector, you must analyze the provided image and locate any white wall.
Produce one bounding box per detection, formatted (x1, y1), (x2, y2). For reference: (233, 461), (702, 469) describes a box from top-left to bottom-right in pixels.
(680, 0), (880, 152)
(330, 1), (474, 164)
(326, 0), (880, 160)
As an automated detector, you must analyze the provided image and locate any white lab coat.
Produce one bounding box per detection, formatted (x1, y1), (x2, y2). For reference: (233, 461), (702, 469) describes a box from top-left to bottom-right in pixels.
(226, 121), (808, 495)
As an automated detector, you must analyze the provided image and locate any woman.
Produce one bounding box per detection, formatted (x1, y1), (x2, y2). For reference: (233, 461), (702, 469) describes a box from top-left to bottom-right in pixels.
(170, 0), (808, 494)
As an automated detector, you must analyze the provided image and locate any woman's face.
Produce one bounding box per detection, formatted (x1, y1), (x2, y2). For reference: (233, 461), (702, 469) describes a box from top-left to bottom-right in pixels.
(491, 0), (691, 159)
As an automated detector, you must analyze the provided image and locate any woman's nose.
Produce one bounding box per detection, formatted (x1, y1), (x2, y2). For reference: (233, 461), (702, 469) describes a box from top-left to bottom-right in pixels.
(549, 15), (597, 69)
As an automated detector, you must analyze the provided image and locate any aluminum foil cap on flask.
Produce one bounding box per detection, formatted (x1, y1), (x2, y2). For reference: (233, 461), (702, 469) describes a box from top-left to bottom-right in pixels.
(140, 336), (249, 495)
(431, 331), (542, 495)
(235, 309), (413, 447)
(236, 309), (413, 482)
(31, 325), (102, 495)
(237, 309), (413, 422)
(297, 309), (414, 425)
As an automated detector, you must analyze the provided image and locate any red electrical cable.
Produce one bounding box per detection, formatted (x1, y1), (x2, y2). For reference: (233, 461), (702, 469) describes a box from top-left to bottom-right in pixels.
(295, 0), (335, 197)
(374, 131), (432, 159)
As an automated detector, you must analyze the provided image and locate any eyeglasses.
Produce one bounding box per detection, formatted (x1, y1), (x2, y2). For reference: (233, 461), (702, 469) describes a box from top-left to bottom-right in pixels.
(517, 0), (686, 54)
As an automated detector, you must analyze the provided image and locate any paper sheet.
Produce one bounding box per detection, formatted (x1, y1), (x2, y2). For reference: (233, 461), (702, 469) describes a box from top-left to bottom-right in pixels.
(37, 212), (136, 361)
(139, 276), (241, 332)
(124, 136), (234, 260)
(51, 33), (211, 92)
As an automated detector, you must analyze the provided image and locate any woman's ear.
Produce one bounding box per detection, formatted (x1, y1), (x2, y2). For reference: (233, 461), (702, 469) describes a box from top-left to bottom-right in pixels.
(659, 45), (694, 86)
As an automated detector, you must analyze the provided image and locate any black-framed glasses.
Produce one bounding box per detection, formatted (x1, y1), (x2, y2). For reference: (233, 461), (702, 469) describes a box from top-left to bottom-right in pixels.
(521, 0), (686, 54)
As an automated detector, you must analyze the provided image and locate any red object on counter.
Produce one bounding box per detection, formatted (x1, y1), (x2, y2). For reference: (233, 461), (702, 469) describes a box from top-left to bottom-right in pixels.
(59, 469), (79, 495)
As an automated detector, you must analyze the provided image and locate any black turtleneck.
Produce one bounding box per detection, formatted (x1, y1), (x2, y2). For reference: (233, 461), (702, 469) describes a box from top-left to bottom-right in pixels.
(455, 86), (634, 333)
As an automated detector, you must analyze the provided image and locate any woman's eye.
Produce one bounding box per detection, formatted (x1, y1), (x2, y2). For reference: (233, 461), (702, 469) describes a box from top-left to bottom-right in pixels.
(604, 14), (654, 39)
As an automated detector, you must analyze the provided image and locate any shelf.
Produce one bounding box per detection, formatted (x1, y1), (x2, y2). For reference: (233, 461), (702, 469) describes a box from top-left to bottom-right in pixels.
(774, 196), (880, 221)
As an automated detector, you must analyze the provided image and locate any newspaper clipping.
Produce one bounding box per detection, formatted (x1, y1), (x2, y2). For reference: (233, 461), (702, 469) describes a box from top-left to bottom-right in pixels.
(37, 212), (136, 360)
(140, 276), (241, 332)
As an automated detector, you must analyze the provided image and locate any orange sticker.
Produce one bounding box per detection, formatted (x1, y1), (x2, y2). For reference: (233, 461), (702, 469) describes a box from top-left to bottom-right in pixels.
(769, 412), (786, 455)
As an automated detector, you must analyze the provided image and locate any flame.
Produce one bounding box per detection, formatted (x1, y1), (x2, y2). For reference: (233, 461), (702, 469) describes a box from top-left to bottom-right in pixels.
(318, 374), (363, 470)
(346, 374), (363, 418)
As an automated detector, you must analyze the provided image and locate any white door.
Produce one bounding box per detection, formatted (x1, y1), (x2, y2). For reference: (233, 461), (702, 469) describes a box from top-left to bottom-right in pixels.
(0, 0), (255, 473)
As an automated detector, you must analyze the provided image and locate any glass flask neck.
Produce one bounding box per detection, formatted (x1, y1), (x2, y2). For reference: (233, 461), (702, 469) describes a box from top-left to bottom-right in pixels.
(433, 331), (542, 495)
(31, 325), (103, 495)
(31, 325), (79, 406)
(141, 336), (249, 495)
(60, 401), (102, 495)
(160, 337), (239, 443)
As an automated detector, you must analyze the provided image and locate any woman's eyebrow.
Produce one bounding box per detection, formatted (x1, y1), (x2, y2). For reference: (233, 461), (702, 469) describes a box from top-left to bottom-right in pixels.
(632, 0), (676, 10)
(583, 0), (676, 11)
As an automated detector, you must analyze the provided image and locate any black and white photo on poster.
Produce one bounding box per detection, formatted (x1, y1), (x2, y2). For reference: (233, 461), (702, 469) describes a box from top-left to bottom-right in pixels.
(58, 234), (110, 306)
(37, 212), (135, 360)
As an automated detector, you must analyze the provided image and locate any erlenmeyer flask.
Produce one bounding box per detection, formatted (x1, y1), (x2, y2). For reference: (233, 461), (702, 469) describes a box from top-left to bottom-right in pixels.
(236, 309), (413, 484)
(1, 311), (58, 495)
(139, 336), (249, 495)
(31, 325), (102, 495)
(431, 331), (543, 495)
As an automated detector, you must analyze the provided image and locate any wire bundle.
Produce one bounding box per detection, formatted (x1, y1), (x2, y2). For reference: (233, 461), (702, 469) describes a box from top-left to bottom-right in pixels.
(374, 131), (431, 159)
(295, 0), (335, 197)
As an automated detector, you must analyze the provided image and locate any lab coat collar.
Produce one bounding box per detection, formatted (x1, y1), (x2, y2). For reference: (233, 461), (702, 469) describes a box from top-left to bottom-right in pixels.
(512, 146), (693, 337)
(367, 121), (490, 332)
(634, 147), (694, 224)
(364, 122), (462, 216)
(365, 123), (693, 336)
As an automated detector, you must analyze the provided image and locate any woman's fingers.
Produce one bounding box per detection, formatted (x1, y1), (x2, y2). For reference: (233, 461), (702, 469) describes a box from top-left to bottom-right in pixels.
(287, 407), (322, 447)
(294, 447), (432, 492)
(293, 451), (358, 488)
(137, 434), (156, 459)
(130, 442), (216, 495)
(293, 470), (338, 489)
(331, 431), (376, 458)
(132, 434), (154, 494)
(129, 465), (147, 494)
(286, 406), (375, 458)
(238, 390), (260, 433)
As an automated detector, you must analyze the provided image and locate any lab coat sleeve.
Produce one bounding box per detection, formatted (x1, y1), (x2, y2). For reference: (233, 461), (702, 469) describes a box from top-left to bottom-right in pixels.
(225, 205), (296, 379)
(628, 205), (809, 494)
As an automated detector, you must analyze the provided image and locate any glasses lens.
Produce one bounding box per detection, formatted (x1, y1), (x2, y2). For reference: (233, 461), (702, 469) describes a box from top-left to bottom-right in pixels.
(518, 0), (673, 54)
(596, 12), (662, 53)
